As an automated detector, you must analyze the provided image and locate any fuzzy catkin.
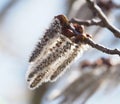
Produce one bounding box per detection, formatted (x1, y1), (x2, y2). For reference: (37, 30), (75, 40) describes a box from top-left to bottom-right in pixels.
(26, 15), (88, 89)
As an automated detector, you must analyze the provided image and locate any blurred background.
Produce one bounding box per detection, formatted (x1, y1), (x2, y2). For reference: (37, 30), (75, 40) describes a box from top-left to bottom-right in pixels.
(0, 0), (120, 104)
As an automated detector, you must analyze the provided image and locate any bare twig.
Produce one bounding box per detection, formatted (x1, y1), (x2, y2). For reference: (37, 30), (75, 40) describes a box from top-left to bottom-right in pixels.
(71, 0), (120, 38)
(115, 4), (120, 8)
(70, 19), (120, 56)
(0, 0), (17, 22)
(86, 0), (120, 38)
(84, 37), (120, 56)
(70, 18), (102, 26)
(81, 58), (113, 69)
(30, 84), (48, 104)
(97, 0), (120, 11)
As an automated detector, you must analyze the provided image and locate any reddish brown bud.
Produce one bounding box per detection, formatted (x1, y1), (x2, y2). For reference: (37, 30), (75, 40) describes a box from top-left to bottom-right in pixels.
(62, 29), (75, 38)
(73, 23), (84, 34)
(55, 15), (69, 26)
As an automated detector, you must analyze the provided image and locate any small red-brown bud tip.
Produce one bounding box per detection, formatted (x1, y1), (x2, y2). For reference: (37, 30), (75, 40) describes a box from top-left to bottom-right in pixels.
(73, 23), (84, 34)
(62, 29), (75, 38)
(86, 34), (92, 38)
(55, 15), (69, 26)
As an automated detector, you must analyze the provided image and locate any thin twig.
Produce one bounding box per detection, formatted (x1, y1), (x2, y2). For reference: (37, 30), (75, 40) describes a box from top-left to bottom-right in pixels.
(84, 37), (120, 56)
(0, 0), (17, 22)
(115, 4), (120, 8)
(86, 0), (120, 38)
(70, 18), (102, 26)
(70, 0), (120, 38)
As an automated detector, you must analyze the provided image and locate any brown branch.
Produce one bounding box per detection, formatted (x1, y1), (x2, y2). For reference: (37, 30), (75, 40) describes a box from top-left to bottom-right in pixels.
(71, 18), (120, 37)
(70, 18), (102, 26)
(81, 58), (113, 69)
(70, 18), (120, 56)
(115, 4), (120, 8)
(84, 37), (120, 56)
(30, 84), (48, 104)
(0, 0), (18, 22)
(70, 0), (120, 38)
(97, 0), (115, 11)
(86, 0), (120, 38)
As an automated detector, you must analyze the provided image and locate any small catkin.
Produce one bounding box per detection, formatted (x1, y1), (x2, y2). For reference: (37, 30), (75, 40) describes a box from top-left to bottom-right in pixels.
(26, 15), (88, 89)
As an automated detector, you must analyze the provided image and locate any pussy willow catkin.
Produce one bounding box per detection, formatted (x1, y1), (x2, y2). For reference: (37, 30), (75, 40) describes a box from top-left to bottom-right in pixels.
(26, 15), (89, 89)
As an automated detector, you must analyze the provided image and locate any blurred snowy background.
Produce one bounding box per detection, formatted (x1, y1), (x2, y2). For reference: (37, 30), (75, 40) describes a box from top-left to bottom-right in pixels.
(0, 0), (120, 104)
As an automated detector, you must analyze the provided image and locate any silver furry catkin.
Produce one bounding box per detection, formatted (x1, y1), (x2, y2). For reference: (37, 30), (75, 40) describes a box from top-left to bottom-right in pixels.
(26, 15), (89, 89)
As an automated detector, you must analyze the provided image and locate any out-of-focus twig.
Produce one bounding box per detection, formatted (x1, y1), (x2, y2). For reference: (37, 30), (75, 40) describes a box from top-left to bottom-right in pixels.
(50, 58), (120, 104)
(0, 0), (17, 22)
(97, 0), (120, 10)
(80, 58), (120, 90)
(81, 57), (112, 69)
(50, 63), (111, 104)
(30, 84), (48, 104)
